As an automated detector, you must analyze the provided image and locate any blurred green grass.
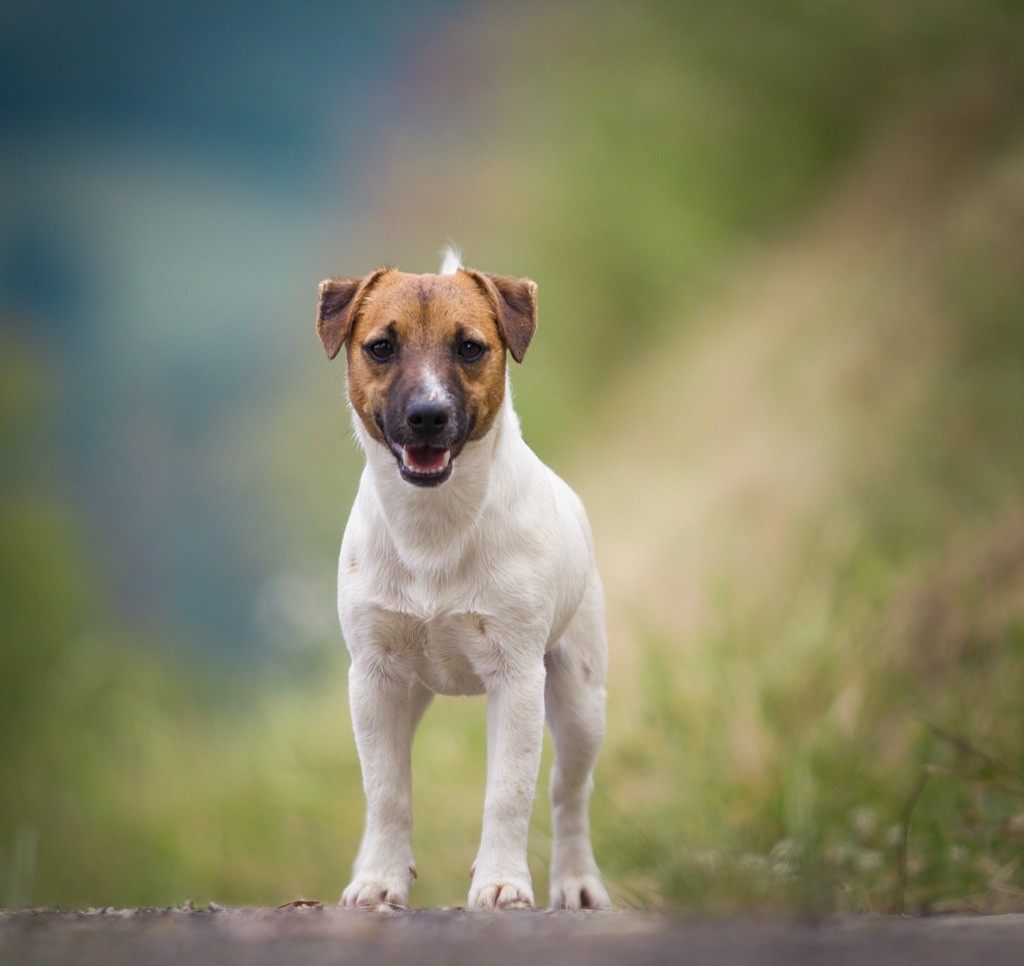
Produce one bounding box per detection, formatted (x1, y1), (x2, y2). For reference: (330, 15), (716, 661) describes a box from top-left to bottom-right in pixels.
(3, 0), (1024, 912)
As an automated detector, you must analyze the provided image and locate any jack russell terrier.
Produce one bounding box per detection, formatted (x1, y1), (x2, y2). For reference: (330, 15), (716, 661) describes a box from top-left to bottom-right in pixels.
(316, 248), (611, 911)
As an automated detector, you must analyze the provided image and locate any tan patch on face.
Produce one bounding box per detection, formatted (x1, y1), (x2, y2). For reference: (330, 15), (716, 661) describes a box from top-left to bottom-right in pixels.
(345, 271), (508, 446)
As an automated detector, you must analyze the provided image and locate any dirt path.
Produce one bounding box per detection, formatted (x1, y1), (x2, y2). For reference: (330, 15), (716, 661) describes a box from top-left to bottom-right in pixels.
(3, 906), (1024, 966)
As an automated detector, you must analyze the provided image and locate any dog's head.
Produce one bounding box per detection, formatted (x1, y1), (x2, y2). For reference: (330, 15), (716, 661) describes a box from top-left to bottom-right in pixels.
(316, 264), (537, 487)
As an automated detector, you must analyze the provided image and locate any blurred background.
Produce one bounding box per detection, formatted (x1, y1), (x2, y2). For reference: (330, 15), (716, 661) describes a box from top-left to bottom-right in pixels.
(2, 0), (1023, 913)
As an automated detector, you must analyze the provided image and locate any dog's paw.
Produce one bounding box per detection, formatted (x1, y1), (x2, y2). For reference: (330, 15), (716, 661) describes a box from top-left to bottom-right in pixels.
(468, 877), (534, 910)
(550, 873), (612, 911)
(340, 874), (410, 910)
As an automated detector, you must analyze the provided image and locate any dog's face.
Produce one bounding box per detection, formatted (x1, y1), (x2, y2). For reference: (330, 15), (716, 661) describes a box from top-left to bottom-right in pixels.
(317, 267), (537, 487)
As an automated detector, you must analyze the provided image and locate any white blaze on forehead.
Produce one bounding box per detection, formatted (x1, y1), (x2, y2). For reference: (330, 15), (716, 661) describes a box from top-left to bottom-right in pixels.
(421, 365), (453, 404)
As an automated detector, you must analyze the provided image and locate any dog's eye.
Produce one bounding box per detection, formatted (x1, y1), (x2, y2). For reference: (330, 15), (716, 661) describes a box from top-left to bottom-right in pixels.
(458, 340), (485, 362)
(367, 339), (394, 362)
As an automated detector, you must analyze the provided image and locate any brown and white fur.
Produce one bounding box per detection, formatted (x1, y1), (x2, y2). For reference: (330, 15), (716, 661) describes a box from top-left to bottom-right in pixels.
(316, 248), (611, 911)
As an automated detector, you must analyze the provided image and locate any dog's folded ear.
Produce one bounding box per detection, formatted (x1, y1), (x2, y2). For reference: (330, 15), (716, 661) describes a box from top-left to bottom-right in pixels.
(464, 271), (538, 364)
(316, 269), (389, 360)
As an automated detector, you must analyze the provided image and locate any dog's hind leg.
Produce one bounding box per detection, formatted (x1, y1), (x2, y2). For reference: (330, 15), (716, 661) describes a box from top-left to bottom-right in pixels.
(544, 574), (613, 910)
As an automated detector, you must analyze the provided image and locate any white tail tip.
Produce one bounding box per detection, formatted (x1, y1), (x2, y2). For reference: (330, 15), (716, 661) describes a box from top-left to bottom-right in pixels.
(439, 244), (463, 275)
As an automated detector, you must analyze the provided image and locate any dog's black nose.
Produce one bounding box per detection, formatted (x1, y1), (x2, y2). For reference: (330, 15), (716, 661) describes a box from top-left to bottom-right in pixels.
(406, 399), (449, 432)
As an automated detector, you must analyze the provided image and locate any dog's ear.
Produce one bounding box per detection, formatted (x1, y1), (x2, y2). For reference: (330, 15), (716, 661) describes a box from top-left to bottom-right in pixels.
(316, 268), (389, 360)
(464, 271), (538, 364)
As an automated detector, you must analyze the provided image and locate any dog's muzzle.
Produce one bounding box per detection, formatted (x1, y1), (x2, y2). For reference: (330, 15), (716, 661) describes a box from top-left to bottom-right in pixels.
(384, 396), (464, 487)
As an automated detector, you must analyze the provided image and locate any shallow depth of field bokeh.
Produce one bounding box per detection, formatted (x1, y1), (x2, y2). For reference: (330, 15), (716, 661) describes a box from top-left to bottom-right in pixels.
(2, 0), (1024, 913)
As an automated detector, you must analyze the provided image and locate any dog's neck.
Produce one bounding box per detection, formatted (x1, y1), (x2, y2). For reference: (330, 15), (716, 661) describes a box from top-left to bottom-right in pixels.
(352, 377), (526, 572)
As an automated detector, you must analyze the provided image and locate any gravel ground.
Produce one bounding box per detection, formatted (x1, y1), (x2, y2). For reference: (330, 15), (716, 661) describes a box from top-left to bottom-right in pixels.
(3, 904), (1024, 966)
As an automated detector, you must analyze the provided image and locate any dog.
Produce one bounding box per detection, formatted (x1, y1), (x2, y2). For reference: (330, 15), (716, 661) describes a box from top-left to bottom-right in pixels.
(316, 248), (611, 911)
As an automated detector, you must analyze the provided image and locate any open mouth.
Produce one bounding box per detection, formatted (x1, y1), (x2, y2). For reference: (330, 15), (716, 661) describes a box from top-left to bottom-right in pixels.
(397, 444), (453, 486)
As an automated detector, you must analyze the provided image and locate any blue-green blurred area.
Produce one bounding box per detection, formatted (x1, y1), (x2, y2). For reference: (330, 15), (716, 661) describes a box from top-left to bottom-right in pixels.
(0, 0), (469, 647)
(3, 0), (1024, 911)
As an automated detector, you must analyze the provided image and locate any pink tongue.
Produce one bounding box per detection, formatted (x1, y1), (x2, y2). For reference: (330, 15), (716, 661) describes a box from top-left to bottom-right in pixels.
(406, 446), (446, 471)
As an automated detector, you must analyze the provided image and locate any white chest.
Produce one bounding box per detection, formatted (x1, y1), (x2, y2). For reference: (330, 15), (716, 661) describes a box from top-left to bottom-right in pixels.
(415, 611), (492, 696)
(339, 594), (503, 696)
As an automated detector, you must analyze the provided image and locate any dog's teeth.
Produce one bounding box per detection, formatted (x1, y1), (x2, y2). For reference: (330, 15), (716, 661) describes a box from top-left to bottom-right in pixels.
(399, 445), (452, 476)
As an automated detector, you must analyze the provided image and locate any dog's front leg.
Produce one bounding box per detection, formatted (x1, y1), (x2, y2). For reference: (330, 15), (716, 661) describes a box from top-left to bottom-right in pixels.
(469, 658), (546, 910)
(341, 659), (416, 909)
